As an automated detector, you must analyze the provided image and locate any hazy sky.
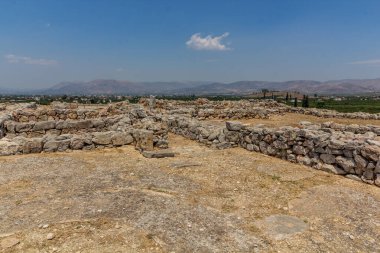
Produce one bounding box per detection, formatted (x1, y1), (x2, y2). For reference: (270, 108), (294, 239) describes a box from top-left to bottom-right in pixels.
(1, 0), (380, 89)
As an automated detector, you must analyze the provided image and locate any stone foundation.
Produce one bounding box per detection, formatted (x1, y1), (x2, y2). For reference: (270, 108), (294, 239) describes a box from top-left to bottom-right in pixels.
(168, 116), (380, 187)
(1, 100), (379, 187)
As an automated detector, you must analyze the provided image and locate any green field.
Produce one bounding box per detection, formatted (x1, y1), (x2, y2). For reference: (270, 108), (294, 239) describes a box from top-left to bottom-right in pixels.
(287, 97), (380, 114)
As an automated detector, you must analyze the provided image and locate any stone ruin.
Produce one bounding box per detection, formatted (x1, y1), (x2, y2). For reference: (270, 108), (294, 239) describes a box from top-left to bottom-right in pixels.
(0, 101), (168, 155)
(0, 98), (379, 187)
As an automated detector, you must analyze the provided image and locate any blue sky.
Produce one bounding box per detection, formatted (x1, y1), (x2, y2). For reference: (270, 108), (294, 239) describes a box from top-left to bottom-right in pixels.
(1, 0), (380, 88)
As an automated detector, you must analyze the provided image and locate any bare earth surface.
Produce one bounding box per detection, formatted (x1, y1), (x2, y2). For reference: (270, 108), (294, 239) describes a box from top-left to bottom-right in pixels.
(0, 134), (379, 252)
(208, 113), (380, 127)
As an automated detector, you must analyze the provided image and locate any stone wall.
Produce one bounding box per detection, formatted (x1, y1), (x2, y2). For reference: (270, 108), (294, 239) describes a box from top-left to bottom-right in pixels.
(10, 102), (131, 122)
(286, 107), (380, 120)
(150, 98), (380, 121)
(0, 103), (169, 155)
(1, 100), (380, 187)
(168, 115), (380, 187)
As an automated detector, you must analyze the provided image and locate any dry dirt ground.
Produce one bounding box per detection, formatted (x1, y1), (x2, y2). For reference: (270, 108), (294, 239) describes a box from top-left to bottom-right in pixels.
(0, 134), (379, 252)
(208, 113), (380, 128)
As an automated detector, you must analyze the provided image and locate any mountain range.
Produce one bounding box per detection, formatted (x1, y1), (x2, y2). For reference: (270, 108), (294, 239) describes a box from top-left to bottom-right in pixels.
(2, 78), (380, 95)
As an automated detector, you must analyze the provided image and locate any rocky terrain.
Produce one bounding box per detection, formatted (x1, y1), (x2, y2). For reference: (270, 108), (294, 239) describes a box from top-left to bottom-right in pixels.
(0, 98), (380, 252)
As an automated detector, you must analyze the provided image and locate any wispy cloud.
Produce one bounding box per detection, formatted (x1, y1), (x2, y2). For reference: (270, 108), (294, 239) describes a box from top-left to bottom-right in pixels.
(5, 54), (58, 66)
(115, 67), (125, 72)
(349, 59), (380, 65)
(186, 32), (231, 51)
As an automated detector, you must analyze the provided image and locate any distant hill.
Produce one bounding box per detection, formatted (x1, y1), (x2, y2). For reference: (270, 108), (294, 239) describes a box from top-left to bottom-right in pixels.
(42, 80), (208, 95)
(2, 78), (380, 95)
(178, 79), (380, 95)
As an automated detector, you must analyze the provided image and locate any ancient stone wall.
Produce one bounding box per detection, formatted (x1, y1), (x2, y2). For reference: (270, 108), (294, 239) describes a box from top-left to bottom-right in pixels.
(0, 103), (169, 155)
(286, 107), (380, 120)
(1, 100), (380, 187)
(168, 116), (380, 187)
(152, 98), (380, 120)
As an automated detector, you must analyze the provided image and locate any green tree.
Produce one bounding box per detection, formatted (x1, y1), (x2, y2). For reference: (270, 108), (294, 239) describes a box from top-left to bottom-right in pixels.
(261, 89), (269, 99)
(294, 97), (298, 107)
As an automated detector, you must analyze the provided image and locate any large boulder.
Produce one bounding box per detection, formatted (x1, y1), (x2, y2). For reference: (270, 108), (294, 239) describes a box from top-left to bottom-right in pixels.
(320, 164), (346, 175)
(320, 153), (336, 164)
(15, 122), (34, 133)
(111, 132), (133, 146)
(22, 138), (43, 154)
(293, 145), (307, 155)
(92, 132), (113, 145)
(360, 145), (380, 161)
(226, 121), (243, 131)
(70, 136), (86, 150)
(44, 139), (71, 152)
(0, 140), (19, 156)
(75, 120), (93, 129)
(33, 121), (56, 131)
(133, 129), (153, 151)
(335, 156), (355, 173)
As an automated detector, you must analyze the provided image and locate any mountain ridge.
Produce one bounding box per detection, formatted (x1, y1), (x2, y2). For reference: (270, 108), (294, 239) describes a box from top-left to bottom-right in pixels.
(2, 78), (380, 95)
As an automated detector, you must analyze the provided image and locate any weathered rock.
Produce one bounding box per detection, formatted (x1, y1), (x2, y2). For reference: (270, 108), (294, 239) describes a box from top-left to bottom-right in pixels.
(375, 161), (380, 174)
(134, 129), (154, 151)
(354, 154), (367, 170)
(23, 138), (43, 154)
(33, 121), (55, 131)
(111, 132), (133, 146)
(92, 132), (113, 145)
(320, 164), (346, 175)
(226, 121), (243, 131)
(15, 122), (33, 133)
(297, 155), (311, 166)
(335, 156), (355, 173)
(142, 149), (175, 158)
(44, 139), (71, 152)
(293, 145), (307, 155)
(70, 136), (86, 150)
(360, 145), (380, 161)
(75, 120), (93, 129)
(0, 140), (19, 156)
(375, 174), (380, 186)
(46, 233), (55, 240)
(320, 153), (336, 164)
(362, 168), (374, 180)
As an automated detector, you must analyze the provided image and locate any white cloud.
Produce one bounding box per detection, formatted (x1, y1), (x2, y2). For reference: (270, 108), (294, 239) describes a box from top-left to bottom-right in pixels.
(349, 59), (380, 65)
(5, 54), (58, 66)
(186, 32), (231, 51)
